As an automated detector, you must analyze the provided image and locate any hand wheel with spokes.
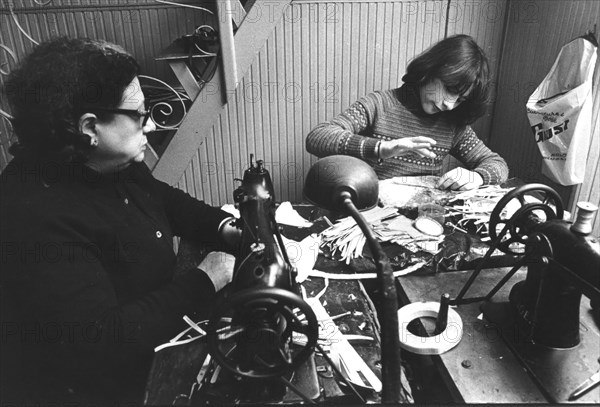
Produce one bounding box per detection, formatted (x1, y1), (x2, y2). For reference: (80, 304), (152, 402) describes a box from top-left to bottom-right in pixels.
(206, 287), (318, 379)
(489, 183), (563, 255)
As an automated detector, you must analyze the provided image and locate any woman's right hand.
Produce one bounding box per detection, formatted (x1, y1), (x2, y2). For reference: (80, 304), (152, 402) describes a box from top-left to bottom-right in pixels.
(379, 136), (437, 160)
(198, 251), (235, 292)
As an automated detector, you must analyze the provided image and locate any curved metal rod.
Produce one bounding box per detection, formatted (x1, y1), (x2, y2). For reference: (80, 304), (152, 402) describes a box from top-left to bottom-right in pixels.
(154, 0), (214, 14)
(138, 75), (188, 130)
(453, 221), (512, 303)
(341, 194), (404, 403)
(0, 109), (15, 122)
(8, 2), (39, 45)
(193, 25), (219, 56)
(0, 44), (18, 77)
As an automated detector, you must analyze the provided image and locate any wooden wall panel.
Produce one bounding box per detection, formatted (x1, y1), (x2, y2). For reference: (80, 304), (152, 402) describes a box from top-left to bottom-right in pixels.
(489, 0), (599, 228)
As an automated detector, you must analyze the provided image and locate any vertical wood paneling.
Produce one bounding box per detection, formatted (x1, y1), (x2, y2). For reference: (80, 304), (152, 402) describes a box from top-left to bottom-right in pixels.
(282, 6), (295, 201)
(299, 4), (313, 200)
(489, 0), (599, 234)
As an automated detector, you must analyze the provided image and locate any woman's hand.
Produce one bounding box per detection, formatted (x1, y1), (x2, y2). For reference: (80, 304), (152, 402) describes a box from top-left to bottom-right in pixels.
(379, 137), (437, 160)
(437, 168), (484, 191)
(198, 251), (235, 292)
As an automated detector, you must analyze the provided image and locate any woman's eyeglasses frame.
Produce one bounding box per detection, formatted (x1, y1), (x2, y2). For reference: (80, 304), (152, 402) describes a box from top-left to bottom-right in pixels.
(87, 104), (152, 127)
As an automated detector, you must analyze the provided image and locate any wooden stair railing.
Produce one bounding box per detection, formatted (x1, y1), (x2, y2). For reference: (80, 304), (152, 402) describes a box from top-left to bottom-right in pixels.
(146, 0), (292, 186)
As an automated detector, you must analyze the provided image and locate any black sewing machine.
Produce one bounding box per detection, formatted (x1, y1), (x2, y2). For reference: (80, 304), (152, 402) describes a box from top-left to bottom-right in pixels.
(195, 156), (320, 404)
(455, 184), (600, 403)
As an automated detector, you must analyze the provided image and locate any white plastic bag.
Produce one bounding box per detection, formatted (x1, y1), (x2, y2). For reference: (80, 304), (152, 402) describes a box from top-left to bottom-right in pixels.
(526, 35), (598, 185)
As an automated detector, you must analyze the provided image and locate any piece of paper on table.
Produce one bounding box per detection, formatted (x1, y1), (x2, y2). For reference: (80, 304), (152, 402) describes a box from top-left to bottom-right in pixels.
(275, 201), (313, 228)
(281, 234), (321, 283)
(308, 261), (426, 280)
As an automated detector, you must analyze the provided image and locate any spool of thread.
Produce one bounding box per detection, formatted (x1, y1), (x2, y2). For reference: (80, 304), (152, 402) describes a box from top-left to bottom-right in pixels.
(570, 202), (598, 235)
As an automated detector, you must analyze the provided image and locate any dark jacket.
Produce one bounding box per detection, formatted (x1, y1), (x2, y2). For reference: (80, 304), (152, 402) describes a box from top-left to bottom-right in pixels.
(0, 157), (230, 404)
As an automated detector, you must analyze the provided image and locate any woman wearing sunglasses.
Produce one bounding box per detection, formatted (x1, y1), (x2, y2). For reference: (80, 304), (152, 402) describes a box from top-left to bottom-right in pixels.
(1, 37), (239, 404)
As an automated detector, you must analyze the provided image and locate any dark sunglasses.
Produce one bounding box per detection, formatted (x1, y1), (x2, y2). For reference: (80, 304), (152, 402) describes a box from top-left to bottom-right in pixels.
(88, 104), (152, 127)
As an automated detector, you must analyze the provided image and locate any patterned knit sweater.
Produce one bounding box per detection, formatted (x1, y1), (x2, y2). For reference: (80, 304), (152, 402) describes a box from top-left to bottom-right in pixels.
(306, 85), (509, 185)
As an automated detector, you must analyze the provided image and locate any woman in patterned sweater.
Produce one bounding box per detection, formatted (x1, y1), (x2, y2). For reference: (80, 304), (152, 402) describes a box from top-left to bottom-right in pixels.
(306, 34), (509, 191)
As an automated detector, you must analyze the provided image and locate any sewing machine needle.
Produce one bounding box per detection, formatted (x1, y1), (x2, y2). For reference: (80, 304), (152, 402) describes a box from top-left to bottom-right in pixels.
(568, 371), (600, 401)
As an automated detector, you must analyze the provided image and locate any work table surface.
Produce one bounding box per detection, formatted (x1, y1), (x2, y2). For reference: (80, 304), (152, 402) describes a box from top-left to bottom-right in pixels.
(146, 203), (600, 404)
(397, 268), (600, 404)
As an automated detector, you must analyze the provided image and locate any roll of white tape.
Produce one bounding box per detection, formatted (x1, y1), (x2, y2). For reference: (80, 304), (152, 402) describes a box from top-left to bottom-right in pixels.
(397, 301), (463, 355)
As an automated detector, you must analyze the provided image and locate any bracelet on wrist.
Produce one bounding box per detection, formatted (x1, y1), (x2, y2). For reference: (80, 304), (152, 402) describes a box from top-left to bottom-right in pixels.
(376, 141), (384, 165)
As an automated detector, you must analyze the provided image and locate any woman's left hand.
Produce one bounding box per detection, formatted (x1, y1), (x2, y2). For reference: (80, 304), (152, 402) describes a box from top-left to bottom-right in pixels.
(437, 168), (484, 191)
(198, 251), (236, 292)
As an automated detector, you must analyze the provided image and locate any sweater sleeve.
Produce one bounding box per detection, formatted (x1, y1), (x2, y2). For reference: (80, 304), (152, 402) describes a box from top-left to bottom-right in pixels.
(449, 126), (509, 185)
(306, 94), (381, 160)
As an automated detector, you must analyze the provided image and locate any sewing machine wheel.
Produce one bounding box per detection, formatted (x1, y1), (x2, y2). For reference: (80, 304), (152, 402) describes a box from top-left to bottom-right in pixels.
(207, 287), (318, 380)
(489, 184), (564, 255)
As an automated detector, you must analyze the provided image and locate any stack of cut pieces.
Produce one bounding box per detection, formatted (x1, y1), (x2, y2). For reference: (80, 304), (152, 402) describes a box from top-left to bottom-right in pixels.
(446, 186), (513, 236)
(320, 206), (443, 263)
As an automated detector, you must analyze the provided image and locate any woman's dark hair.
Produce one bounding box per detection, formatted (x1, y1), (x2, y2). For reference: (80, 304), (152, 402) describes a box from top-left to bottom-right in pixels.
(4, 37), (140, 162)
(402, 34), (490, 126)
